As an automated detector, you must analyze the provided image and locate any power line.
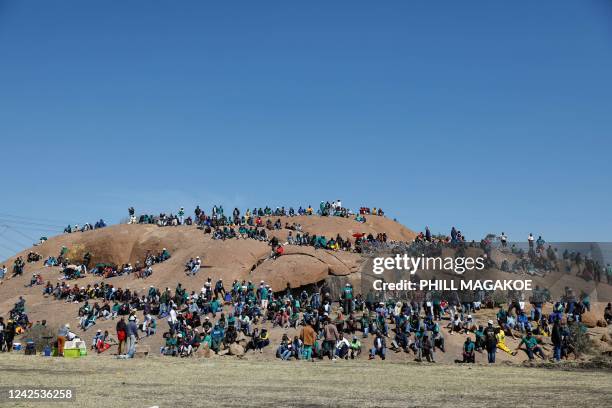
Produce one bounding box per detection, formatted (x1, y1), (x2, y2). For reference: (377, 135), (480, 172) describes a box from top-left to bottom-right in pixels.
(0, 212), (72, 225)
(0, 217), (65, 229)
(0, 240), (20, 255)
(0, 228), (33, 255)
(0, 224), (62, 233)
(1, 225), (37, 243)
(0, 231), (25, 250)
(0, 235), (29, 250)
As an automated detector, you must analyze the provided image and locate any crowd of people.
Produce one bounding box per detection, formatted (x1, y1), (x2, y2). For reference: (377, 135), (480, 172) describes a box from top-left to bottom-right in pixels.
(63, 219), (107, 234)
(128, 201), (385, 230)
(1, 203), (610, 367)
(10, 267), (603, 365)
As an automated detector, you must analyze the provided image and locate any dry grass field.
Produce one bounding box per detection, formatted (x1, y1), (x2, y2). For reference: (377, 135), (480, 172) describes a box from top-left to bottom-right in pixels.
(0, 354), (611, 407)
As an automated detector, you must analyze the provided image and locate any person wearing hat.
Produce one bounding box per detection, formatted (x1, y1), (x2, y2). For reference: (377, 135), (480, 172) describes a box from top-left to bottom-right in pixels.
(484, 320), (497, 363)
(92, 329), (104, 351)
(160, 248), (171, 262)
(260, 284), (269, 310)
(126, 315), (139, 357)
(190, 256), (201, 276)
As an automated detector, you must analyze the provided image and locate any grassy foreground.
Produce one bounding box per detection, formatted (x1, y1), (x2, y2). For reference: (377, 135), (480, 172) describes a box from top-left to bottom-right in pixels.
(0, 354), (611, 407)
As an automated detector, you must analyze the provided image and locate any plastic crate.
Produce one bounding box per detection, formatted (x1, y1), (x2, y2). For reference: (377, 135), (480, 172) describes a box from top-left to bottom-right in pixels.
(64, 348), (80, 358)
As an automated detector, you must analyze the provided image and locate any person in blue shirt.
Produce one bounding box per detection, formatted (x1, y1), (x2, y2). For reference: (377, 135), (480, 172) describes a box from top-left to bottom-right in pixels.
(462, 337), (475, 363)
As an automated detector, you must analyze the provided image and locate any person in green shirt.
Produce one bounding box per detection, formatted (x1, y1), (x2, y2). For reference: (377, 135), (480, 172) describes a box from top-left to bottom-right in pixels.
(342, 283), (354, 314)
(361, 312), (371, 338)
(462, 337), (475, 363)
(514, 331), (545, 360)
(163, 334), (177, 356)
(111, 302), (120, 319)
(211, 298), (220, 315)
(350, 336), (362, 359)
(474, 325), (485, 351)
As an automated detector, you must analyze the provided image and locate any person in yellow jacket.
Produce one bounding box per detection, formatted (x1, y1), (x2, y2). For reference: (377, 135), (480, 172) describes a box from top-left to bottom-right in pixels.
(496, 329), (513, 354)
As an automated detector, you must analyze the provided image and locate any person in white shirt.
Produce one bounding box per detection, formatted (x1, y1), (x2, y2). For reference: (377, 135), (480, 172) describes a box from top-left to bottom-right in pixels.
(168, 307), (178, 331)
(190, 256), (201, 276)
(335, 334), (351, 359)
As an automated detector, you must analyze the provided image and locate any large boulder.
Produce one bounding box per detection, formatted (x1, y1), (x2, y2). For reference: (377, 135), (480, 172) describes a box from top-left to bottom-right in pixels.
(581, 311), (598, 328)
(196, 344), (212, 358)
(250, 246), (362, 291)
(228, 343), (245, 356)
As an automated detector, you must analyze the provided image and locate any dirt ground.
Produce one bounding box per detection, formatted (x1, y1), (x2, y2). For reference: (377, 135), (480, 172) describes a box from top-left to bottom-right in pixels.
(0, 354), (611, 408)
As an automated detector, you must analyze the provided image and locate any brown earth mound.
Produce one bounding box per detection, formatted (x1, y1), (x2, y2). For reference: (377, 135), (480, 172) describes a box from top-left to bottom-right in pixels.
(0, 215), (414, 315)
(2, 217), (611, 365)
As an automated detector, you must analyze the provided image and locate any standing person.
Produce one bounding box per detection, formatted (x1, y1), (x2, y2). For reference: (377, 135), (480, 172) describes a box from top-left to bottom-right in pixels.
(5, 319), (16, 351)
(116, 317), (127, 355)
(323, 317), (339, 360)
(168, 306), (178, 332)
(126, 315), (138, 357)
(299, 320), (316, 361)
(551, 319), (563, 362)
(0, 317), (5, 351)
(500, 232), (508, 248)
(350, 336), (362, 359)
(0, 265), (6, 281)
(57, 324), (69, 357)
(178, 207), (185, 225)
(342, 283), (354, 315)
(528, 233), (534, 249)
(484, 320), (497, 363)
(128, 207), (136, 224)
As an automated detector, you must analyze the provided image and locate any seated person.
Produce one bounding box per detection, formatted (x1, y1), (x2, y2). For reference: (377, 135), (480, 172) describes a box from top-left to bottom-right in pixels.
(369, 331), (386, 360)
(514, 331), (545, 360)
(335, 334), (350, 359)
(349, 336), (362, 359)
(462, 337), (475, 363)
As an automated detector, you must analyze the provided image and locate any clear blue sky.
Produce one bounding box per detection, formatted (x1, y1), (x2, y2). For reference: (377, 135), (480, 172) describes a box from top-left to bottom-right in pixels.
(1, 1), (611, 259)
